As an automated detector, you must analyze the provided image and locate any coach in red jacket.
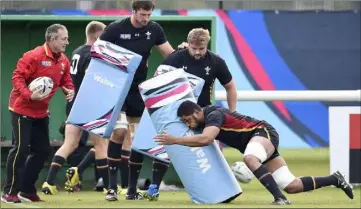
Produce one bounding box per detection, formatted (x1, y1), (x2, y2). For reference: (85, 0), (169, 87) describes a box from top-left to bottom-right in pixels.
(1, 24), (74, 203)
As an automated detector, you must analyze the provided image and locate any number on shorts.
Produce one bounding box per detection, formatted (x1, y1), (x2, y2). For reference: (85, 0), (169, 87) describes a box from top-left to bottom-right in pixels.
(70, 54), (81, 75)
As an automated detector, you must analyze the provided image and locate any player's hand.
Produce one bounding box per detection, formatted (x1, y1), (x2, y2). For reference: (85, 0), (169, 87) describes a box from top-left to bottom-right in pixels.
(62, 87), (74, 102)
(30, 91), (48, 101)
(177, 42), (189, 49)
(154, 131), (178, 145)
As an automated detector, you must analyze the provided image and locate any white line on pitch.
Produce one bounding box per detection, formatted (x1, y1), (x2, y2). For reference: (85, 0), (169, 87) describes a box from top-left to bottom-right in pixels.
(2, 202), (40, 208)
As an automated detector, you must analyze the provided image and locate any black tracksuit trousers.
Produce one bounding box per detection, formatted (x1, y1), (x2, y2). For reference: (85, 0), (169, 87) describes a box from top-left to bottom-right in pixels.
(3, 111), (50, 194)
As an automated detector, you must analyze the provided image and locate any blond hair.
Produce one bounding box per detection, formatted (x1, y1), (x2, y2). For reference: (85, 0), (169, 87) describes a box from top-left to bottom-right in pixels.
(187, 28), (211, 45)
(85, 21), (106, 39)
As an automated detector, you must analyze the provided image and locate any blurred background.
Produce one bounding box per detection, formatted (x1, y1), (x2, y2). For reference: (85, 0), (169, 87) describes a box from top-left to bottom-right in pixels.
(1, 0), (361, 10)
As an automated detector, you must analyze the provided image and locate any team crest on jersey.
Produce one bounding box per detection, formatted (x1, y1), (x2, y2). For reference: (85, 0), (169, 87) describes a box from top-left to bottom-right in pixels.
(120, 34), (131, 39)
(41, 61), (52, 66)
(205, 66), (211, 75)
(146, 31), (151, 40)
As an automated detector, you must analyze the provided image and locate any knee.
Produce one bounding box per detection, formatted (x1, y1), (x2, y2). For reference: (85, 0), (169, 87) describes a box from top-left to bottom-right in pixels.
(271, 166), (298, 193)
(93, 138), (107, 151)
(33, 145), (51, 158)
(112, 112), (129, 143)
(13, 144), (30, 156)
(122, 132), (133, 149)
(9, 145), (28, 162)
(243, 155), (256, 164)
(243, 155), (260, 172)
(284, 179), (302, 194)
(243, 142), (268, 166)
(111, 128), (127, 143)
(63, 138), (79, 151)
(64, 126), (82, 148)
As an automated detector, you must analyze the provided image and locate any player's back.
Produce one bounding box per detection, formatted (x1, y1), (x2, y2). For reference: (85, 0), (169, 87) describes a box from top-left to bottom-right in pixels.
(70, 45), (92, 92)
(204, 105), (266, 129)
(203, 105), (268, 148)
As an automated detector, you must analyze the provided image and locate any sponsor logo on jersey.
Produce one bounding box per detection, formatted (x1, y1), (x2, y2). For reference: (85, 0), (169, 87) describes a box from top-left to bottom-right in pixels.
(120, 34), (131, 39)
(41, 61), (52, 66)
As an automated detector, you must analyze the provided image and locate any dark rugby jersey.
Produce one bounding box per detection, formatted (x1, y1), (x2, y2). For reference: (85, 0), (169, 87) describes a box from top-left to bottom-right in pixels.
(202, 105), (268, 149)
(70, 45), (91, 93)
(162, 49), (232, 107)
(100, 17), (167, 85)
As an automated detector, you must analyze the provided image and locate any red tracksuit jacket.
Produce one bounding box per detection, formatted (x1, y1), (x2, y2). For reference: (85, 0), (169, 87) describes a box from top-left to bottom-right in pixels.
(9, 43), (74, 119)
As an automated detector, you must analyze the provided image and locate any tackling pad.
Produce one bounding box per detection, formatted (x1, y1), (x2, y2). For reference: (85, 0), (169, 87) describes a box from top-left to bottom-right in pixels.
(67, 40), (142, 138)
(138, 69), (242, 204)
(132, 67), (205, 163)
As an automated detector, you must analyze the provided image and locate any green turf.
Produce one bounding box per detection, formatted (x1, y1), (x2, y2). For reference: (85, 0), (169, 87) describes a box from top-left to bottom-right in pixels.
(2, 148), (360, 208)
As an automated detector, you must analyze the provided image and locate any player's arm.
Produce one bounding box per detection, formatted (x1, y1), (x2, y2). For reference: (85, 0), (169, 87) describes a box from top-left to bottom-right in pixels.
(160, 51), (178, 67)
(156, 126), (220, 147)
(217, 58), (237, 112)
(156, 42), (174, 58)
(154, 111), (225, 147)
(154, 23), (175, 57)
(12, 52), (36, 100)
(223, 79), (237, 112)
(60, 59), (75, 101)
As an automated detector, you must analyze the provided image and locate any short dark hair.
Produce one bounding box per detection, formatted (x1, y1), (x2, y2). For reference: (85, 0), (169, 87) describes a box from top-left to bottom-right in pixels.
(177, 100), (202, 117)
(132, 0), (155, 11)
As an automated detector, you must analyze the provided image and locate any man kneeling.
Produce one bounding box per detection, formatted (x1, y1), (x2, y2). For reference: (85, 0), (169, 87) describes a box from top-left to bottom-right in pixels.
(154, 101), (354, 205)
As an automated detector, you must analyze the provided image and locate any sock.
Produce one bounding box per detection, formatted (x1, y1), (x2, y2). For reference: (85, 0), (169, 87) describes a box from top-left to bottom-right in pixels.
(152, 160), (169, 188)
(253, 164), (287, 200)
(120, 150), (130, 189)
(300, 176), (338, 192)
(46, 155), (66, 185)
(107, 140), (122, 190)
(78, 148), (95, 174)
(96, 158), (109, 189)
(127, 150), (144, 194)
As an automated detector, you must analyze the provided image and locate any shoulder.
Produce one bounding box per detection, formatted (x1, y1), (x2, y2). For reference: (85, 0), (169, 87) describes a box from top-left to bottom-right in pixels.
(148, 21), (165, 34)
(112, 18), (127, 26)
(73, 45), (91, 56)
(106, 18), (126, 30)
(207, 51), (225, 64)
(149, 21), (163, 30)
(71, 45), (83, 55)
(168, 49), (186, 58)
(203, 106), (226, 126)
(163, 49), (186, 65)
(31, 45), (45, 56)
(204, 105), (224, 118)
(23, 46), (44, 61)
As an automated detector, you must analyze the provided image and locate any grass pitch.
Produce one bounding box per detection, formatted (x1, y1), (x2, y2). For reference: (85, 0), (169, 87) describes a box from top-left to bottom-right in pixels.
(2, 148), (360, 208)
